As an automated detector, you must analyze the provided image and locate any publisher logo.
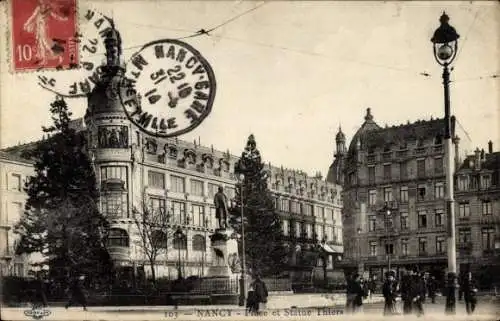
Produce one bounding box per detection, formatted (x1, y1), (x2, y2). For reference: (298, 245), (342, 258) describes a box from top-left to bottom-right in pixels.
(24, 305), (51, 320)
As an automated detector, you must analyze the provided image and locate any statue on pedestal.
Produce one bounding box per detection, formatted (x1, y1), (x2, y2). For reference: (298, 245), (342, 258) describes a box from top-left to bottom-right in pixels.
(213, 186), (229, 229)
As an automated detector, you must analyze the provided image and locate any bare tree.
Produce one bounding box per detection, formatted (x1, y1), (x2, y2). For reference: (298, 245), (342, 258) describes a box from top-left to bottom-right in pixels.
(132, 193), (173, 286)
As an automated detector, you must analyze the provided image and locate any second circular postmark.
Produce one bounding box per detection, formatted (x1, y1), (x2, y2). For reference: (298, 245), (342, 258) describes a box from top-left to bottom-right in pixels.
(119, 39), (216, 138)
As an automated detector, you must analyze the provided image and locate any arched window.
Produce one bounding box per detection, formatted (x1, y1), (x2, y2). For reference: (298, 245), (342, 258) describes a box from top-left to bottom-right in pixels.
(435, 135), (443, 145)
(173, 234), (187, 250)
(107, 228), (129, 247)
(152, 230), (168, 248)
(192, 235), (206, 252)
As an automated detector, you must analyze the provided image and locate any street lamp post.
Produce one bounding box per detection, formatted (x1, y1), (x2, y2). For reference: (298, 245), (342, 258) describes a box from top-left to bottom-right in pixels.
(356, 228), (361, 272)
(237, 173), (247, 307)
(174, 227), (184, 280)
(431, 11), (460, 314)
(382, 205), (392, 273)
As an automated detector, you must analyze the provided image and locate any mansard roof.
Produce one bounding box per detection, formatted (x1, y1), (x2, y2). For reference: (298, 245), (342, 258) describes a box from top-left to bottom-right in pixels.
(362, 117), (453, 150)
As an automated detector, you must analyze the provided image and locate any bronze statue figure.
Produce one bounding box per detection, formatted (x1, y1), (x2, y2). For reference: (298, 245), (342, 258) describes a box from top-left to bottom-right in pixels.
(213, 186), (229, 229)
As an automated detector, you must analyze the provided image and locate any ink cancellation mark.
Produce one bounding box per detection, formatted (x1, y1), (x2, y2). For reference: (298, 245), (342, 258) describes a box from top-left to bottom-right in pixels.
(36, 9), (116, 97)
(11, 0), (77, 72)
(119, 39), (217, 138)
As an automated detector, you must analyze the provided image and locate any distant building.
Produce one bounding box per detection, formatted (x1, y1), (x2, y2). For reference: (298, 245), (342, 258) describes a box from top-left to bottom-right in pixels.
(0, 150), (34, 277)
(454, 142), (500, 286)
(328, 108), (462, 282)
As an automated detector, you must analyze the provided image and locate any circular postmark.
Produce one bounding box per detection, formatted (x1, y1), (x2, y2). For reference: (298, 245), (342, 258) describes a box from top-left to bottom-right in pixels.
(118, 39), (216, 138)
(36, 8), (115, 98)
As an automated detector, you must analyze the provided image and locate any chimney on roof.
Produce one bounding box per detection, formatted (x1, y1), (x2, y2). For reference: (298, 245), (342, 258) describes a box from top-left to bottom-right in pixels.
(488, 140), (493, 153)
(481, 149), (485, 162)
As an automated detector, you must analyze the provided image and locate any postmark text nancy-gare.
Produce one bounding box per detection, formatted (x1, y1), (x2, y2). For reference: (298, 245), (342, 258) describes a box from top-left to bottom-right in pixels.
(119, 39), (216, 138)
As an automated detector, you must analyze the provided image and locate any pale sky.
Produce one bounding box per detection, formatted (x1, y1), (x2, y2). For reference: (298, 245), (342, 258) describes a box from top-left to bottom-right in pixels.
(1, 1), (498, 176)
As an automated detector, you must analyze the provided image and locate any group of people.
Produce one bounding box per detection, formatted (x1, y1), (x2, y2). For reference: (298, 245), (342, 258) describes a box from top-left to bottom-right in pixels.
(347, 269), (479, 316)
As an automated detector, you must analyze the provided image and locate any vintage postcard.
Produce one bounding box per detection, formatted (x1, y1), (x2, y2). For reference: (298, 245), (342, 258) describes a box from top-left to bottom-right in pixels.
(0, 0), (499, 320)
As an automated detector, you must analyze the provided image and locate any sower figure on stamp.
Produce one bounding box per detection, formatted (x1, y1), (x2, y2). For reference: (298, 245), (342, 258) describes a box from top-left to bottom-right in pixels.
(213, 186), (229, 229)
(23, 0), (69, 65)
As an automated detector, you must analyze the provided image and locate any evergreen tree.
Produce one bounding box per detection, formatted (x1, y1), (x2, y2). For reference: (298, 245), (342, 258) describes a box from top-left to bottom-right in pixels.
(14, 97), (112, 286)
(229, 135), (287, 276)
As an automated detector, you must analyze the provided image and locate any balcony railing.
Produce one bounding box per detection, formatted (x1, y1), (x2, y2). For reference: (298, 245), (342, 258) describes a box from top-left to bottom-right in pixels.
(367, 154), (376, 163)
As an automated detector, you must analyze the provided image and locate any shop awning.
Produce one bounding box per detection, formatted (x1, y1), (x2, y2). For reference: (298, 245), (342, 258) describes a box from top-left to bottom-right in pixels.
(319, 243), (343, 254)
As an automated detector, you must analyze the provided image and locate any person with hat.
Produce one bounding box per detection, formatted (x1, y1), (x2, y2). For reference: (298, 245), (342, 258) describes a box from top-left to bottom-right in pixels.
(462, 272), (478, 315)
(382, 271), (397, 315)
(412, 272), (426, 317)
(427, 275), (437, 304)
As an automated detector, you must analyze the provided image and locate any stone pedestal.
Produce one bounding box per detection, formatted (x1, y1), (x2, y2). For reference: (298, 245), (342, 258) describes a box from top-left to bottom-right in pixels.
(207, 228), (240, 278)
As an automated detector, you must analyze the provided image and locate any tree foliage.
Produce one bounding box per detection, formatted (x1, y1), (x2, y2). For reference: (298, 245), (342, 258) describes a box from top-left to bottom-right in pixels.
(14, 97), (112, 285)
(229, 134), (287, 276)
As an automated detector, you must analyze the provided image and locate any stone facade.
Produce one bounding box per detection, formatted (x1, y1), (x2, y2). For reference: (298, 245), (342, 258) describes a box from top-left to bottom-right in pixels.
(328, 108), (458, 281)
(0, 151), (35, 277)
(454, 143), (500, 284)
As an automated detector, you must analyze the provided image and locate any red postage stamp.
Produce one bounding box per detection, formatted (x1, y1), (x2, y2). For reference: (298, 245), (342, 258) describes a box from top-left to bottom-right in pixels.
(11, 0), (78, 72)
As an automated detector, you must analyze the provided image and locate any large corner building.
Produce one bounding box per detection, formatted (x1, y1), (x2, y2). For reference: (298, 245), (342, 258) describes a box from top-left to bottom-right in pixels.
(0, 28), (343, 282)
(327, 108), (500, 287)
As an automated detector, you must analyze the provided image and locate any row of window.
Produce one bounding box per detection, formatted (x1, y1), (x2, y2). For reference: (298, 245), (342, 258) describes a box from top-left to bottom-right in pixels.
(281, 220), (341, 243)
(367, 202), (493, 232)
(275, 198), (341, 221)
(456, 174), (494, 191)
(368, 236), (446, 257)
(148, 170), (236, 198)
(365, 157), (444, 184)
(367, 227), (496, 256)
(368, 209), (443, 231)
(368, 183), (445, 205)
(148, 198), (218, 227)
(108, 228), (207, 251)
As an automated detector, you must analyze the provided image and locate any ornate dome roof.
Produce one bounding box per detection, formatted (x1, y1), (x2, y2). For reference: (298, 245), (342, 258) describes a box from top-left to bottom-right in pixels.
(347, 108), (381, 157)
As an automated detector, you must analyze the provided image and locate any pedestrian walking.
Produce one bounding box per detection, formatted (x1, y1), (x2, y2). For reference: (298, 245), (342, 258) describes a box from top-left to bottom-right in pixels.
(413, 272), (426, 317)
(382, 271), (397, 316)
(246, 282), (258, 313)
(345, 274), (356, 314)
(65, 275), (88, 311)
(352, 274), (366, 313)
(444, 272), (458, 315)
(251, 275), (268, 312)
(427, 275), (437, 304)
(369, 277), (377, 298)
(400, 270), (413, 315)
(462, 272), (478, 315)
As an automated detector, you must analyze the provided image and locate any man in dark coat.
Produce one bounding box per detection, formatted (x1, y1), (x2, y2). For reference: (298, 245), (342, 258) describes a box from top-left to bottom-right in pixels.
(352, 274), (366, 313)
(413, 272), (426, 317)
(427, 275), (437, 304)
(252, 275), (268, 312)
(382, 272), (397, 315)
(400, 270), (413, 315)
(345, 274), (356, 314)
(462, 272), (478, 315)
(213, 186), (229, 229)
(65, 275), (87, 311)
(444, 272), (458, 315)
